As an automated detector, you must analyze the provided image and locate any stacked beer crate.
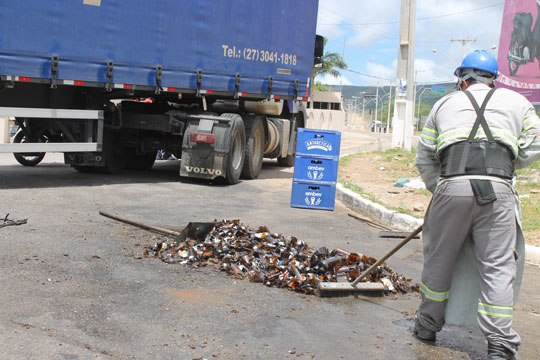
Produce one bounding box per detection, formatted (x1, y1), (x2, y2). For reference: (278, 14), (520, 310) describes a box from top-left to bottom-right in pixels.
(291, 128), (341, 210)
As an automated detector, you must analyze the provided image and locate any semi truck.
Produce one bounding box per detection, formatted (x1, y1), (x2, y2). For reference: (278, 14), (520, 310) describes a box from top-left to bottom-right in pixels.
(0, 0), (322, 184)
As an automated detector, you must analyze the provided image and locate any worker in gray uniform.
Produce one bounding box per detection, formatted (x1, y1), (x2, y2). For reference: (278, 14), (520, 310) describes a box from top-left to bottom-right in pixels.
(414, 50), (540, 359)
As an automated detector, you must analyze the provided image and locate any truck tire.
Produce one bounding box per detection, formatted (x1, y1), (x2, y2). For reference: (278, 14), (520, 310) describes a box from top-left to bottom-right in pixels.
(221, 113), (246, 184)
(241, 115), (265, 179)
(102, 130), (128, 174)
(126, 149), (157, 171)
(12, 130), (46, 166)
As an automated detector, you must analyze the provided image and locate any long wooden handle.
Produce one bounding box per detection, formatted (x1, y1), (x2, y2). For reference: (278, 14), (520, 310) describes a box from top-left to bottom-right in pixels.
(99, 210), (181, 237)
(351, 224), (423, 287)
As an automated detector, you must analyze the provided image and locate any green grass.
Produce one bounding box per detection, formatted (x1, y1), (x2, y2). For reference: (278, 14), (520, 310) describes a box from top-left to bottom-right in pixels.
(515, 161), (540, 232)
(340, 180), (381, 204)
(337, 153), (357, 168)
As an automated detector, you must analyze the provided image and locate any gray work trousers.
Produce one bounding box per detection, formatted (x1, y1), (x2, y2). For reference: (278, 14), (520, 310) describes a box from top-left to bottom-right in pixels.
(417, 178), (520, 352)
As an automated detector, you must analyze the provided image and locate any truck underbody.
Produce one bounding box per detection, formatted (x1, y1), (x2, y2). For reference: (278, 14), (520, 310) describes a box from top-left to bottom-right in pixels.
(0, 81), (306, 184)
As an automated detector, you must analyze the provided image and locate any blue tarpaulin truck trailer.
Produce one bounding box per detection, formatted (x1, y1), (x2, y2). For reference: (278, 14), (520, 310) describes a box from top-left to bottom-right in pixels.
(0, 0), (322, 183)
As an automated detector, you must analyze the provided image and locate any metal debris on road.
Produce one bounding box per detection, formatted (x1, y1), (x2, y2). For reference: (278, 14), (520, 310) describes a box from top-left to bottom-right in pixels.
(0, 214), (28, 229)
(146, 219), (418, 296)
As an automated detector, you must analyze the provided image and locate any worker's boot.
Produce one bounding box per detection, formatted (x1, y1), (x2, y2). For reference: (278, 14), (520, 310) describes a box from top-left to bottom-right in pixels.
(487, 343), (518, 360)
(413, 320), (436, 342)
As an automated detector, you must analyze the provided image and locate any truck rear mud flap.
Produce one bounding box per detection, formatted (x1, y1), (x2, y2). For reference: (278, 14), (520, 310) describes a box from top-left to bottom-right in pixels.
(180, 114), (233, 181)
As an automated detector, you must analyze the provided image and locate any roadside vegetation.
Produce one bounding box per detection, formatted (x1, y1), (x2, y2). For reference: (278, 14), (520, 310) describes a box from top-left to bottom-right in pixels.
(338, 148), (429, 218)
(339, 148), (540, 244)
(516, 161), (540, 233)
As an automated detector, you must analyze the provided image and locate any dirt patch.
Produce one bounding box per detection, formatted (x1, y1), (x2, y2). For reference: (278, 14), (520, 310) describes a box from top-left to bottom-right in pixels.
(526, 231), (540, 247)
(339, 153), (430, 218)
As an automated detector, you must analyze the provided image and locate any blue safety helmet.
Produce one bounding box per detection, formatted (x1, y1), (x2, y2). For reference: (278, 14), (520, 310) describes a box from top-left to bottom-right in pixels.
(454, 50), (498, 79)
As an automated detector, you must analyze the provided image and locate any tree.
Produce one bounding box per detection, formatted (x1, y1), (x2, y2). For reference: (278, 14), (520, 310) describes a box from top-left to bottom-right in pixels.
(312, 37), (347, 81)
(312, 81), (328, 92)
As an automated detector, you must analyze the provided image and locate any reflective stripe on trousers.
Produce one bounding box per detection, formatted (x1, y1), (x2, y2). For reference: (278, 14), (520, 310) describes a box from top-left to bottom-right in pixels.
(417, 179), (520, 351)
(419, 282), (449, 302)
(478, 302), (513, 318)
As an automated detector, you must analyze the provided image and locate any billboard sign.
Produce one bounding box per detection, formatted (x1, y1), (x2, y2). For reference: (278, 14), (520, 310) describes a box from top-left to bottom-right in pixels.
(496, 0), (540, 103)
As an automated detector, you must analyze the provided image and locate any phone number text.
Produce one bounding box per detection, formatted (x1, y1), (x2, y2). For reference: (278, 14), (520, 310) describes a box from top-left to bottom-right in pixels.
(222, 45), (297, 66)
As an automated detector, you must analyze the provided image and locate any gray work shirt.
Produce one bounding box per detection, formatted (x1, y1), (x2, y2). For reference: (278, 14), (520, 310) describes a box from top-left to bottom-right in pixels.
(416, 83), (540, 192)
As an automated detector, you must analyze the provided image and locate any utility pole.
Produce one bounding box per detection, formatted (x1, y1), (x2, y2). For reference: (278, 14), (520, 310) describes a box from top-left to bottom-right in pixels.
(412, 70), (417, 132)
(362, 97), (366, 123)
(375, 86), (379, 125)
(416, 87), (428, 130)
(452, 38), (476, 60)
(352, 96), (360, 114)
(386, 82), (392, 133)
(362, 94), (376, 128)
(392, 0), (416, 150)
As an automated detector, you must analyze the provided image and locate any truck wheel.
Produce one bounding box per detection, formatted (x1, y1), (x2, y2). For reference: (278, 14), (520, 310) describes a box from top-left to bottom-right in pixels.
(126, 149), (157, 170)
(103, 130), (128, 174)
(12, 130), (46, 166)
(241, 115), (265, 179)
(221, 113), (246, 184)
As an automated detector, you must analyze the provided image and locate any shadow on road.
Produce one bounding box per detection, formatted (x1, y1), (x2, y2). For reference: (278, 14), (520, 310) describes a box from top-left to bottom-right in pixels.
(0, 159), (293, 190)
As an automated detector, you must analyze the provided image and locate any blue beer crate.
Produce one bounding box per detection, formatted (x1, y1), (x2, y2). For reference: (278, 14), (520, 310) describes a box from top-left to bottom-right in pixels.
(293, 155), (338, 184)
(291, 181), (336, 211)
(295, 128), (341, 158)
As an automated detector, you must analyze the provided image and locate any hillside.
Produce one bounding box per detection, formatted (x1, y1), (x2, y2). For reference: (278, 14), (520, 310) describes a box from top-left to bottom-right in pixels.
(324, 84), (453, 111)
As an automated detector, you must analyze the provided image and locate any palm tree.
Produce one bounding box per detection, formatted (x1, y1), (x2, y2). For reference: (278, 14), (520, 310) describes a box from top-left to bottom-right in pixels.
(312, 37), (347, 81)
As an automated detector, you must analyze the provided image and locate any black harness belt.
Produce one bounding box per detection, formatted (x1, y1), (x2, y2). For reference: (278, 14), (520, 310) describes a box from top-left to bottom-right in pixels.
(439, 88), (515, 205)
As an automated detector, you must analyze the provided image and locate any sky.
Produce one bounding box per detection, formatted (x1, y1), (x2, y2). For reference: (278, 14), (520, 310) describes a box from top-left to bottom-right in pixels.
(315, 0), (504, 86)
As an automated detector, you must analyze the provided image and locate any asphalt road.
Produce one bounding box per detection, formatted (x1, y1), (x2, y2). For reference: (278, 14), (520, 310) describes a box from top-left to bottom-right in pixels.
(1, 153), (539, 359)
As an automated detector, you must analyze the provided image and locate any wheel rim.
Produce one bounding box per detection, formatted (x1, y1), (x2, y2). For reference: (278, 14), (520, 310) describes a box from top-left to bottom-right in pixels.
(231, 130), (243, 171)
(18, 154), (42, 162)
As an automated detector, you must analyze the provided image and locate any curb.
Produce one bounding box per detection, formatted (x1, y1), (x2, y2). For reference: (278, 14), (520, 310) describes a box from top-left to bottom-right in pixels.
(525, 245), (540, 266)
(335, 183), (422, 232)
(335, 183), (540, 266)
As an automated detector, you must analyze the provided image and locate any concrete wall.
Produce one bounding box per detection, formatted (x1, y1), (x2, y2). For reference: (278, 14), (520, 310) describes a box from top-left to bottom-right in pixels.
(306, 91), (346, 131)
(306, 109), (346, 131)
(310, 91), (342, 104)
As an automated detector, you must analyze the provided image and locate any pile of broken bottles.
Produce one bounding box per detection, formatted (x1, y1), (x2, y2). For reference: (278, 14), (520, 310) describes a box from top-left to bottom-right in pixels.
(147, 219), (418, 296)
